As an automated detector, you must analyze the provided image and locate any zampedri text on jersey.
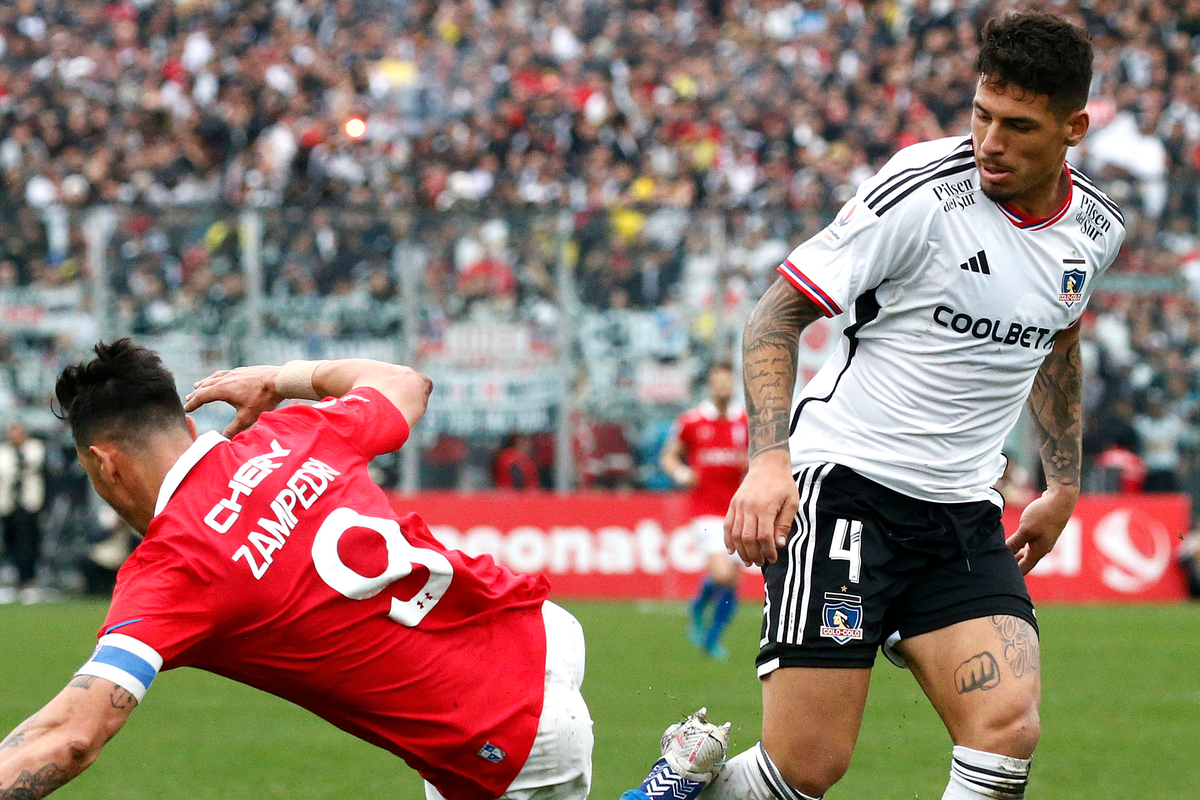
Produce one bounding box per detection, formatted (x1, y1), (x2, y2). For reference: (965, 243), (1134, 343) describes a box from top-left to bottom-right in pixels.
(231, 457), (342, 579)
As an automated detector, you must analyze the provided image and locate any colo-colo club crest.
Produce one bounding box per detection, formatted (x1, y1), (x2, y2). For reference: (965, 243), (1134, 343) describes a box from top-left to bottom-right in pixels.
(1059, 258), (1086, 307)
(820, 592), (864, 645)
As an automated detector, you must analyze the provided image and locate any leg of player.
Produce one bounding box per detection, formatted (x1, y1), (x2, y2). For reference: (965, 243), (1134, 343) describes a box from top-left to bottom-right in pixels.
(689, 573), (717, 648)
(426, 602), (593, 800)
(702, 667), (872, 800)
(701, 553), (740, 661)
(897, 616), (1040, 800)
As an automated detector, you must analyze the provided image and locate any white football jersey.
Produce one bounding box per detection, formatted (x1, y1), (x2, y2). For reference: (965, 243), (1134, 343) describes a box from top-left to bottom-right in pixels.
(778, 135), (1124, 505)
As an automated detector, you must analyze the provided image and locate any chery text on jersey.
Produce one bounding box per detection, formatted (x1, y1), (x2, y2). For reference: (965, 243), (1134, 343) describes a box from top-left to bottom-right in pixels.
(776, 136), (1125, 504)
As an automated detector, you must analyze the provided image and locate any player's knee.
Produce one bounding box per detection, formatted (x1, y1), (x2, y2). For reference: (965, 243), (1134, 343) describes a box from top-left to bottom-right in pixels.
(766, 741), (853, 797)
(710, 555), (739, 585)
(970, 694), (1041, 758)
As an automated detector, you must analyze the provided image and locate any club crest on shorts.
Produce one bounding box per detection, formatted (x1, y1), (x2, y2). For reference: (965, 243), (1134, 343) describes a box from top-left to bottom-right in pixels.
(477, 742), (506, 763)
(820, 592), (864, 645)
(1059, 262), (1086, 307)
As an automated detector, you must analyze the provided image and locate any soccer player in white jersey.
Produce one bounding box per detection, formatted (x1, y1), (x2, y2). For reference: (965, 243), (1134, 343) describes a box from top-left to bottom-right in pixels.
(0, 341), (593, 800)
(627, 12), (1124, 800)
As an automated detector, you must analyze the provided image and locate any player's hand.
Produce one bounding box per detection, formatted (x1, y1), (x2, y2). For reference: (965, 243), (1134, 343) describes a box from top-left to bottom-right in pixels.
(1005, 486), (1078, 574)
(724, 450), (798, 567)
(184, 365), (285, 438)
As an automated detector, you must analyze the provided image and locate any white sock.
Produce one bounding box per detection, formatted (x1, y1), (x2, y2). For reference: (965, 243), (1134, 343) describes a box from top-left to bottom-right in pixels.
(942, 745), (1031, 799)
(702, 743), (821, 800)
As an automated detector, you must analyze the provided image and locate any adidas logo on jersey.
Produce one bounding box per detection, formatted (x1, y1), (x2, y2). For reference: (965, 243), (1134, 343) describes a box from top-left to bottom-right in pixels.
(958, 250), (990, 275)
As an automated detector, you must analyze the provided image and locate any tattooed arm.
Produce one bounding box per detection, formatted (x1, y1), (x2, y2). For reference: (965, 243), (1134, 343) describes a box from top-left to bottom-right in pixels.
(0, 675), (136, 798)
(724, 277), (825, 565)
(1006, 321), (1083, 574)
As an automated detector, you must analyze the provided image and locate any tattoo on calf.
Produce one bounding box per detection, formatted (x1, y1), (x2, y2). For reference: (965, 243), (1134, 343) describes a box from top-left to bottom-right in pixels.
(0, 764), (70, 799)
(955, 652), (1001, 694)
(991, 615), (1040, 678)
(67, 675), (97, 690)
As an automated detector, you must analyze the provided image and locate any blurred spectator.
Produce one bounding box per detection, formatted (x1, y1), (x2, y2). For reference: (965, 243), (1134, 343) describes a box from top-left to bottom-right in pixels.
(994, 456), (1036, 508)
(1095, 429), (1149, 494)
(1133, 390), (1189, 492)
(0, 422), (46, 603)
(80, 503), (137, 597)
(493, 433), (541, 490)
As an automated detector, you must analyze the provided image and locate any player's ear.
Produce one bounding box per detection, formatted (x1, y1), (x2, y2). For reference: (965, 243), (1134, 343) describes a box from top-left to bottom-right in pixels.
(1064, 107), (1088, 148)
(186, 416), (198, 440)
(88, 442), (120, 485)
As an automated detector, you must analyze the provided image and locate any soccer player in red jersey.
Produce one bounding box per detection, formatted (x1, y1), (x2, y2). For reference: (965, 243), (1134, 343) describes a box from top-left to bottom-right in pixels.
(659, 361), (748, 661)
(0, 340), (592, 800)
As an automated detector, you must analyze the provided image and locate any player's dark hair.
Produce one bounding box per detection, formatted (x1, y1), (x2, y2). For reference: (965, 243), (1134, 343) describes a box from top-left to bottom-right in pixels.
(54, 339), (187, 447)
(976, 12), (1092, 115)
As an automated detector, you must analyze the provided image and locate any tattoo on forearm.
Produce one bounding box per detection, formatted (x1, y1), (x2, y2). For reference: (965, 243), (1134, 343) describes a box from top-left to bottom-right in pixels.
(69, 674), (135, 710)
(109, 688), (136, 711)
(0, 764), (70, 799)
(991, 615), (1040, 678)
(0, 714), (39, 752)
(743, 278), (823, 459)
(1027, 337), (1082, 489)
(955, 651), (1001, 693)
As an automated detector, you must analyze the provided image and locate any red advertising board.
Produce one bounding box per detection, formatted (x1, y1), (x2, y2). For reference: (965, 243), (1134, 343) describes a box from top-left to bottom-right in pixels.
(390, 492), (1191, 602)
(1014, 493), (1191, 602)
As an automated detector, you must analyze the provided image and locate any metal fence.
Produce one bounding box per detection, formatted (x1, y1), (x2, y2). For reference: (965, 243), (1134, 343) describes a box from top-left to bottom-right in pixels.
(6, 202), (809, 492)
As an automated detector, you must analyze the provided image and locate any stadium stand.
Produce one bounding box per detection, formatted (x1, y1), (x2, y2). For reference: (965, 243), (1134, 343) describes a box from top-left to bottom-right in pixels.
(3, 0), (1200, 587)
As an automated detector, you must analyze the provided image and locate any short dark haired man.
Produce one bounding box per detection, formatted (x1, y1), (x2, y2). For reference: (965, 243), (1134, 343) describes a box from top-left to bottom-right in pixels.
(0, 340), (593, 800)
(632, 12), (1120, 800)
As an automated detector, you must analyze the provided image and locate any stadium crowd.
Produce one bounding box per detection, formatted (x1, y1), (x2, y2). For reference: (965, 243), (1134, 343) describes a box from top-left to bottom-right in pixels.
(2, 0), (1200, 510)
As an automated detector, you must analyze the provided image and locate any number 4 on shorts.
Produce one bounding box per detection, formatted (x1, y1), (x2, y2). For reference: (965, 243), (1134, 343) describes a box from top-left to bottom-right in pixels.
(830, 518), (862, 583)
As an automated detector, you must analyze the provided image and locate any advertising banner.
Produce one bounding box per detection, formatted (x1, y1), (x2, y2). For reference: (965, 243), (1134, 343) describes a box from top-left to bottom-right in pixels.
(391, 492), (1191, 602)
(1019, 493), (1191, 601)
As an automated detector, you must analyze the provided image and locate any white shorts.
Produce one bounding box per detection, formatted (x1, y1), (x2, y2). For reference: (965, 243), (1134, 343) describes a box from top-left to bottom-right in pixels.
(424, 601), (593, 800)
(693, 515), (737, 559)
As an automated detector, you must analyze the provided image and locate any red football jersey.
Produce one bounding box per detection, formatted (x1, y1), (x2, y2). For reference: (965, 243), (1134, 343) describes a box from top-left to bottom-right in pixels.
(100, 388), (550, 800)
(673, 401), (749, 517)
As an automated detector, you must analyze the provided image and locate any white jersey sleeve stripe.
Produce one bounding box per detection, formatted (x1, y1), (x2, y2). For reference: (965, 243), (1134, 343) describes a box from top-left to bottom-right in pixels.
(871, 160), (975, 217)
(75, 633), (164, 702)
(778, 261), (841, 316)
(863, 139), (972, 209)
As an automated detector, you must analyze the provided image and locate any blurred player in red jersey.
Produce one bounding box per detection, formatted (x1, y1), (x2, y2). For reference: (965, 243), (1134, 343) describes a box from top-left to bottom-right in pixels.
(0, 340), (592, 800)
(660, 361), (748, 661)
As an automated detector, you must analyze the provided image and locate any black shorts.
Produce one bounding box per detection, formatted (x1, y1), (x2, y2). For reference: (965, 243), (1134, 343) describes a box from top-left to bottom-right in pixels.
(757, 464), (1037, 673)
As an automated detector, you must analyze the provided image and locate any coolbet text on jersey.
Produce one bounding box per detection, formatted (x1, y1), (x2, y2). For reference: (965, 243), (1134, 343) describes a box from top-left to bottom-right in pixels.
(77, 388), (550, 800)
(778, 135), (1125, 505)
(673, 401), (748, 517)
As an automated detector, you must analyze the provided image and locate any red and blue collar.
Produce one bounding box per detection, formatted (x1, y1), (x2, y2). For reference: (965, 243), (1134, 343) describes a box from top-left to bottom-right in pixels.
(996, 164), (1073, 231)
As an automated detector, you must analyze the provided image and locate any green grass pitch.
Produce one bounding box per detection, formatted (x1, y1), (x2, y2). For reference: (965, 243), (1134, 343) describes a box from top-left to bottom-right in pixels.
(2, 600), (1198, 799)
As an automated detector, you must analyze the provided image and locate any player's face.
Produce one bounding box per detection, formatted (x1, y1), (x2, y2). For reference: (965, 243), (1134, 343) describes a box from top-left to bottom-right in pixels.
(971, 78), (1088, 210)
(709, 368), (734, 405)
